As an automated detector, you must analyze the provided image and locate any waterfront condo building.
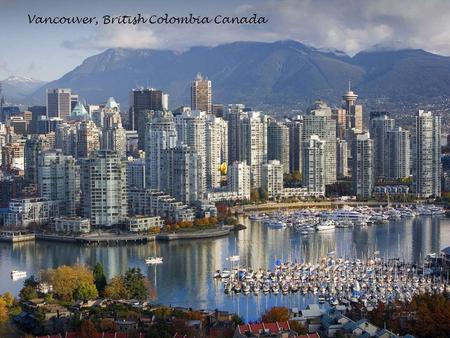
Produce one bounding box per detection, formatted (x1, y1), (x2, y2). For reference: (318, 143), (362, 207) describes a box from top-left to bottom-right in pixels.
(352, 132), (374, 199)
(302, 135), (326, 195)
(227, 161), (251, 200)
(412, 110), (441, 198)
(267, 119), (290, 174)
(37, 150), (79, 217)
(303, 100), (336, 185)
(80, 150), (128, 227)
(262, 160), (284, 198)
(370, 114), (395, 178)
(385, 127), (410, 179)
(145, 110), (178, 190)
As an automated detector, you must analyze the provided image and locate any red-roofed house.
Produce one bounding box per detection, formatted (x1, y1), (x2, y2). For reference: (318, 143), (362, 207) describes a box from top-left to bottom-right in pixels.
(233, 321), (319, 337)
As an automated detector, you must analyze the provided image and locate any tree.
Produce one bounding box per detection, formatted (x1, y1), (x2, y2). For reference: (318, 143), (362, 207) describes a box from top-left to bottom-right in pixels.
(80, 319), (97, 338)
(147, 319), (172, 338)
(19, 285), (37, 301)
(250, 188), (260, 202)
(231, 314), (243, 325)
(104, 276), (129, 300)
(93, 262), (107, 295)
(73, 281), (99, 300)
(99, 318), (118, 332)
(43, 265), (96, 301)
(1, 292), (14, 307)
(261, 307), (289, 322)
(289, 320), (307, 334)
(124, 268), (149, 301)
(0, 299), (8, 324)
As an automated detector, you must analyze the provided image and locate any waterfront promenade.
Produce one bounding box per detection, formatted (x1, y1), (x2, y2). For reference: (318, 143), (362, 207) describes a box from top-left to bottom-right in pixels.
(0, 225), (233, 246)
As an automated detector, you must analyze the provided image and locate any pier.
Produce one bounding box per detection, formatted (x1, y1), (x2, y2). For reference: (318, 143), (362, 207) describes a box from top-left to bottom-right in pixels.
(36, 233), (156, 246)
(0, 230), (35, 243)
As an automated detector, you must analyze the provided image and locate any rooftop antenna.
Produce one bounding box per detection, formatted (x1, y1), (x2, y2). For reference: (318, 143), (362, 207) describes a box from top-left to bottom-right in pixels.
(348, 79), (351, 91)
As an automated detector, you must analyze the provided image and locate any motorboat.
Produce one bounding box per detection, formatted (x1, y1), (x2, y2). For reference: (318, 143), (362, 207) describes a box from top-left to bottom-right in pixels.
(145, 256), (163, 264)
(11, 270), (27, 280)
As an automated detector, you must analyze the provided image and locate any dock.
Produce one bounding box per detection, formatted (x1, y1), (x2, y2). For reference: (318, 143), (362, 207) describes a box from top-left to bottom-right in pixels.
(156, 226), (232, 241)
(0, 230), (35, 243)
(36, 233), (156, 246)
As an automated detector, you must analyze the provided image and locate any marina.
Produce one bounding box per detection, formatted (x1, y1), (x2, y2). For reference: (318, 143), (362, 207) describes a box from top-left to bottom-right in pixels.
(0, 213), (448, 321)
(214, 256), (448, 310)
(251, 204), (446, 232)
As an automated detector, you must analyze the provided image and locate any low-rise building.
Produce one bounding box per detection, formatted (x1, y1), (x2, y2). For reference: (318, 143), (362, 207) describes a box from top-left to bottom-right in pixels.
(5, 198), (58, 228)
(54, 217), (91, 233)
(128, 188), (195, 222)
(127, 215), (163, 232)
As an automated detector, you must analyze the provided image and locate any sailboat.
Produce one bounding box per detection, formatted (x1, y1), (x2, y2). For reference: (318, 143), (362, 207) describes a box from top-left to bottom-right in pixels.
(145, 237), (163, 264)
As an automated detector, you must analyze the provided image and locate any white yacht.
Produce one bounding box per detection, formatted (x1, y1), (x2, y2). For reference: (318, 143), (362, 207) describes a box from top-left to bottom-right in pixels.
(11, 270), (27, 280)
(145, 257), (163, 264)
(228, 255), (240, 262)
(265, 220), (287, 229)
(315, 220), (336, 231)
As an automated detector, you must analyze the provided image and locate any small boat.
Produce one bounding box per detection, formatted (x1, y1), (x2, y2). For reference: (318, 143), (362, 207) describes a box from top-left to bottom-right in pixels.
(265, 220), (287, 229)
(145, 256), (163, 264)
(146, 237), (163, 265)
(11, 270), (27, 280)
(228, 255), (240, 262)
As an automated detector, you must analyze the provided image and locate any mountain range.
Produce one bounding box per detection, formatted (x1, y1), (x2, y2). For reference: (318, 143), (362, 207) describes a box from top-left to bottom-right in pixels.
(12, 40), (450, 112)
(1, 76), (46, 104)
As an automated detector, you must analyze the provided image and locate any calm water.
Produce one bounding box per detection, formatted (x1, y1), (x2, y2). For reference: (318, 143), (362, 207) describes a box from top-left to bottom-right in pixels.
(1, 216), (449, 321)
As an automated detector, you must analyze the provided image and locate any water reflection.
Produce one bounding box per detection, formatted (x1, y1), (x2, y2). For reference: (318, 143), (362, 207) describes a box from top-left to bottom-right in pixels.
(0, 216), (448, 321)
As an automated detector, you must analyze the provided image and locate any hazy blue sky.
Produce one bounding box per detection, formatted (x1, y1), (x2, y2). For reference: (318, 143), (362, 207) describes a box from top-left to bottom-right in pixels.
(1, 0), (450, 81)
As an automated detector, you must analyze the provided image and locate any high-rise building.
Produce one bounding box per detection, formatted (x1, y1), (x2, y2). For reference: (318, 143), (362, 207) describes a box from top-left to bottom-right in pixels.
(129, 88), (166, 135)
(160, 145), (203, 204)
(24, 136), (50, 185)
(28, 106), (47, 134)
(37, 150), (79, 216)
(262, 160), (284, 198)
(145, 110), (178, 190)
(175, 110), (207, 195)
(302, 135), (325, 195)
(191, 74), (212, 114)
(77, 120), (100, 159)
(370, 114), (395, 178)
(2, 141), (25, 173)
(240, 111), (267, 188)
(342, 86), (363, 131)
(80, 150), (128, 227)
(331, 108), (347, 139)
(352, 132), (374, 199)
(303, 100), (336, 185)
(267, 119), (290, 174)
(386, 127), (410, 179)
(55, 123), (77, 157)
(46, 89), (71, 120)
(412, 110), (441, 198)
(226, 105), (246, 164)
(127, 157), (146, 189)
(102, 111), (126, 157)
(205, 115), (228, 190)
(286, 118), (303, 174)
(336, 138), (349, 178)
(227, 161), (250, 200)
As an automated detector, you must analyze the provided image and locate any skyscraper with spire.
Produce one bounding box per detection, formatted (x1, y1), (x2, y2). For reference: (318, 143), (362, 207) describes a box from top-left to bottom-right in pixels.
(342, 82), (363, 131)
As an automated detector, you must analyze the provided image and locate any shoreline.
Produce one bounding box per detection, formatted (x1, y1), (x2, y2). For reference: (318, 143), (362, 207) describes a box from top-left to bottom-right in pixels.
(0, 225), (234, 245)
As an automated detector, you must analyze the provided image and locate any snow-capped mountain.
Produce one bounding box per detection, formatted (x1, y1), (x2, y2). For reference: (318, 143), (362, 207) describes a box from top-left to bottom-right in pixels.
(1, 75), (46, 104)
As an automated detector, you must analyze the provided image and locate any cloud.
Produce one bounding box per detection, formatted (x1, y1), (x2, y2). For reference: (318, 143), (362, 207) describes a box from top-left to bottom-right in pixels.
(58, 0), (450, 56)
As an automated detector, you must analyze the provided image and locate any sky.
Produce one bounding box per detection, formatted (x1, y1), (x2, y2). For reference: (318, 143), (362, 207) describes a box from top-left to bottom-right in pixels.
(1, 0), (450, 81)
